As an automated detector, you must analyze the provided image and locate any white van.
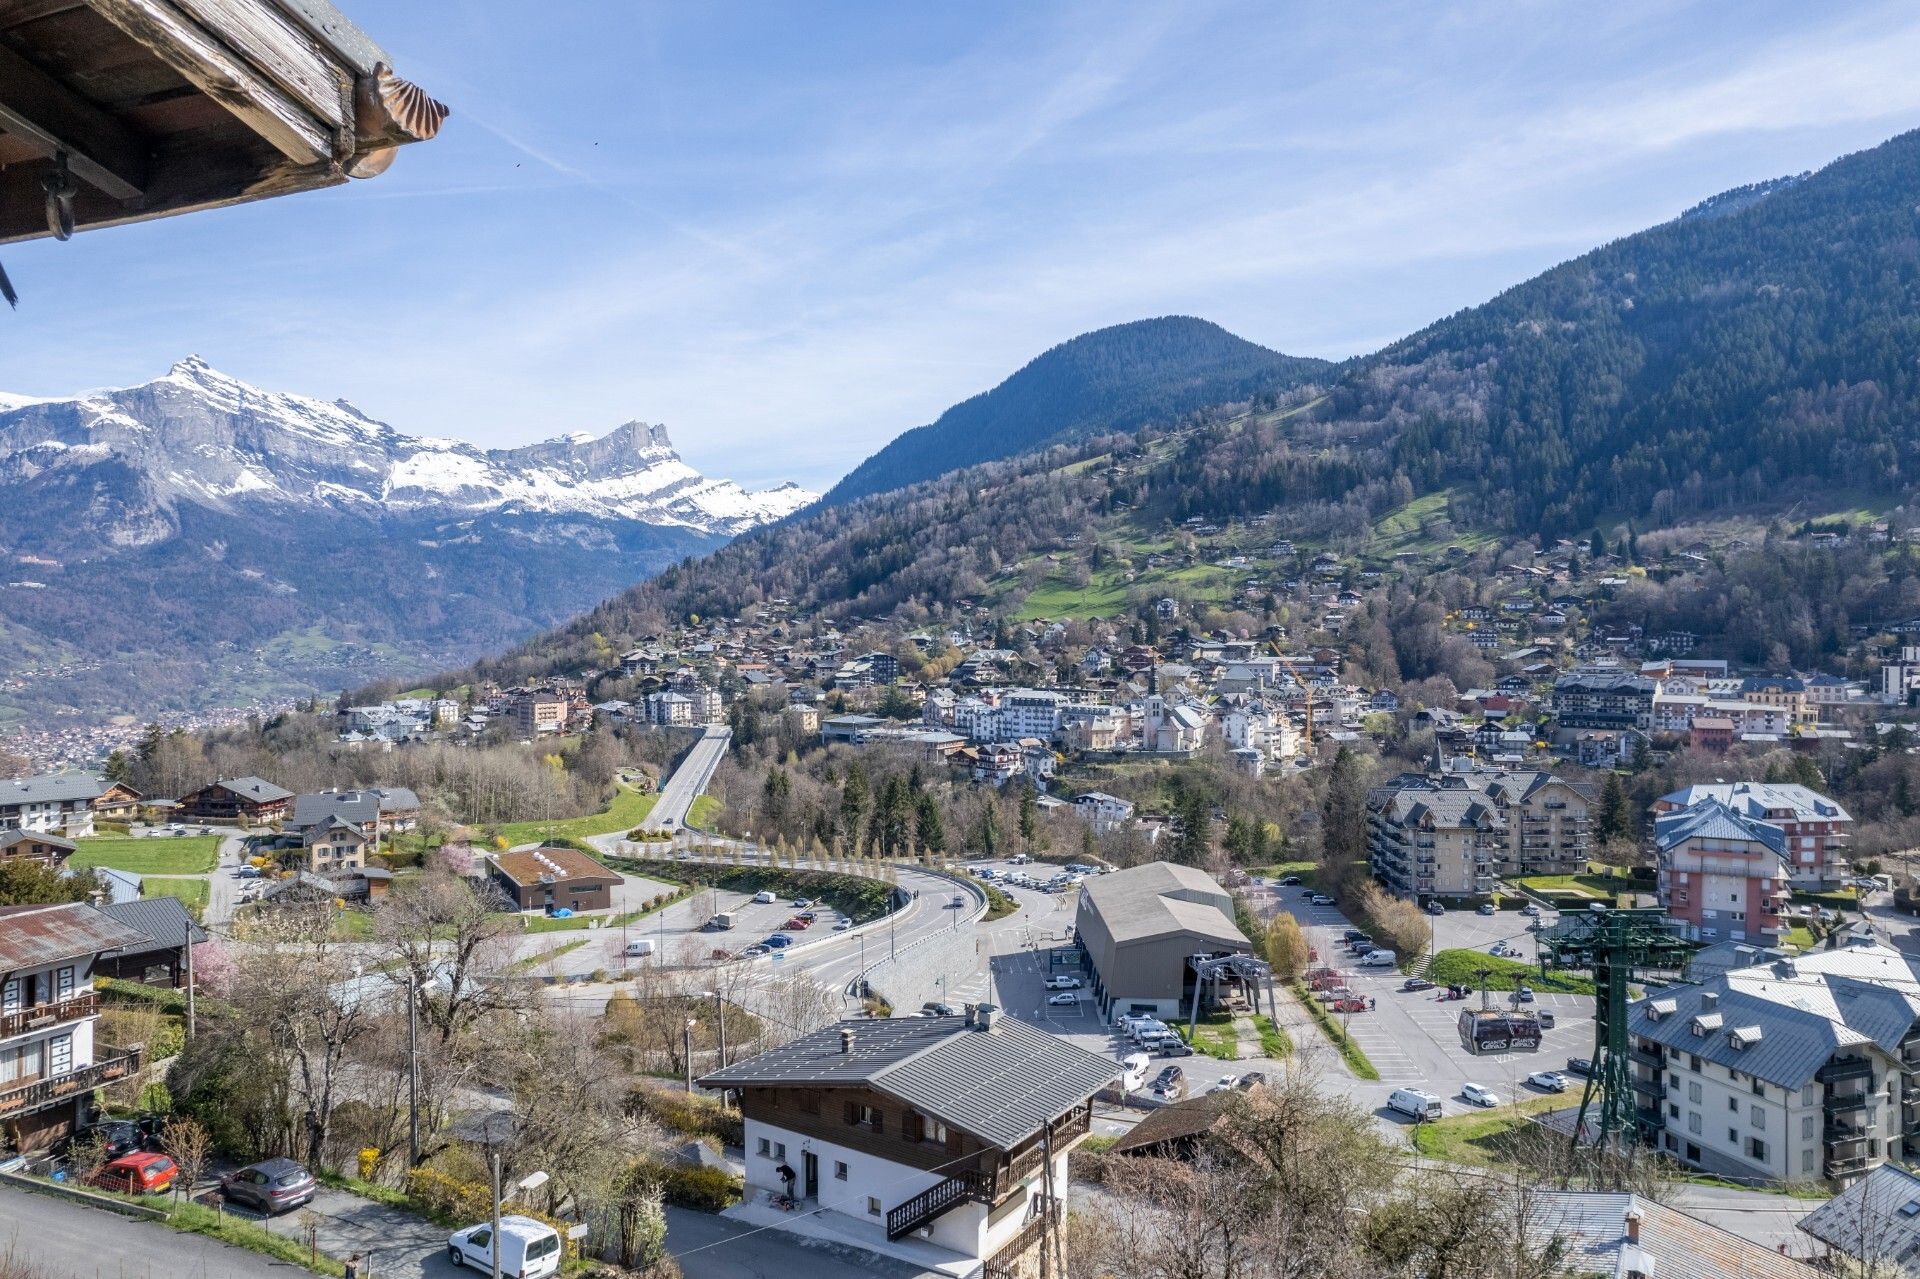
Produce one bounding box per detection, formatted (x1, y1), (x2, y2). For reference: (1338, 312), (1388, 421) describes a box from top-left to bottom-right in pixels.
(753, 890), (777, 904)
(1119, 1052), (1150, 1091)
(1359, 949), (1397, 967)
(1388, 1088), (1443, 1121)
(623, 938), (656, 958)
(448, 1215), (562, 1277)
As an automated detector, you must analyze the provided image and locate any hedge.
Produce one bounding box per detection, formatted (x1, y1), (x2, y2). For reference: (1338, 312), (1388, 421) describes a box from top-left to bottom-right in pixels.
(635, 1161), (742, 1211)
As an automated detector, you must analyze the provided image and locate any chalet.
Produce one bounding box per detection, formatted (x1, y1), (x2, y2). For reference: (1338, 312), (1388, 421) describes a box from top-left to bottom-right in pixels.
(489, 846), (621, 914)
(92, 897), (206, 988)
(0, 831), (74, 870)
(175, 777), (293, 824)
(699, 1008), (1115, 1272)
(0, 903), (149, 1153)
(91, 782), (142, 824)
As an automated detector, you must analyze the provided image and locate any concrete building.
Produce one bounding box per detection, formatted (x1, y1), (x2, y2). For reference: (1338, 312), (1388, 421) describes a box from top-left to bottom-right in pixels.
(1652, 782), (1852, 889)
(1368, 769), (1593, 900)
(1075, 862), (1250, 1018)
(1070, 792), (1134, 834)
(0, 774), (111, 837)
(1628, 941), (1920, 1187)
(1653, 799), (1790, 946)
(488, 846), (621, 914)
(1554, 671), (1657, 729)
(700, 1008), (1114, 1273)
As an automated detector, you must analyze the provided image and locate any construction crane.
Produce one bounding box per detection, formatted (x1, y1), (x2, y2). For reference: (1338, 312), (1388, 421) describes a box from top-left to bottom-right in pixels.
(1537, 906), (1690, 1153)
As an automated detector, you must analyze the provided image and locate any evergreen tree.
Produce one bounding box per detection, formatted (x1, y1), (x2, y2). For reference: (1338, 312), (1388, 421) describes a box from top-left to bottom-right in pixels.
(839, 762), (870, 853)
(1321, 745), (1369, 884)
(914, 793), (945, 854)
(1595, 772), (1631, 843)
(1017, 783), (1040, 846)
(975, 805), (1003, 859)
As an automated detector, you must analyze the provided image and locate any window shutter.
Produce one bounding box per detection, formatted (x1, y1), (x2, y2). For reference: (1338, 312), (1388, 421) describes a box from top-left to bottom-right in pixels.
(945, 1128), (963, 1156)
(844, 1100), (857, 1125)
(870, 1108), (883, 1134)
(908, 1112), (924, 1143)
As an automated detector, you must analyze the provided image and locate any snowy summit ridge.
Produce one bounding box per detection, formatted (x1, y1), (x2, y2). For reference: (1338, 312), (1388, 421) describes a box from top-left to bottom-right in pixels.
(0, 357), (815, 535)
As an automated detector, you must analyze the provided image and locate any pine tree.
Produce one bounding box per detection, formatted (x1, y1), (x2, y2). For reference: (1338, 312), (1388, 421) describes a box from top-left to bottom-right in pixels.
(914, 794), (945, 854)
(1596, 772), (1632, 843)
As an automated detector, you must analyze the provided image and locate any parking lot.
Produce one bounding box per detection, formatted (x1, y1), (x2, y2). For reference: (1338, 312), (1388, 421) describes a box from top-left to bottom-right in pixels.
(1265, 882), (1597, 1118)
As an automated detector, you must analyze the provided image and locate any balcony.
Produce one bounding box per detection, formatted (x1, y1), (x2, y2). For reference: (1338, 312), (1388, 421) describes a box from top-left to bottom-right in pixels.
(1824, 1088), (1872, 1115)
(1818, 1057), (1875, 1084)
(1634, 1107), (1665, 1132)
(1629, 1045), (1664, 1069)
(1630, 1073), (1665, 1100)
(0, 1047), (143, 1120)
(1826, 1151), (1873, 1179)
(0, 991), (98, 1041)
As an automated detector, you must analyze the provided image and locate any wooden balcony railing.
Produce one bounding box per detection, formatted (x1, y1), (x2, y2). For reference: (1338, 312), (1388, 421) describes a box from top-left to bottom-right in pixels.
(0, 992), (98, 1041)
(0, 1047), (142, 1118)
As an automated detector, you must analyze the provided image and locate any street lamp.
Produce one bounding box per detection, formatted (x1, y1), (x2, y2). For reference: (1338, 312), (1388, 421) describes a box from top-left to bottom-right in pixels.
(684, 1017), (699, 1093)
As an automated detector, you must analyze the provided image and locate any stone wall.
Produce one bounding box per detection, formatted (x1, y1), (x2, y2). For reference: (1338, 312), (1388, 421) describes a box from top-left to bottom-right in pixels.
(854, 914), (980, 1014)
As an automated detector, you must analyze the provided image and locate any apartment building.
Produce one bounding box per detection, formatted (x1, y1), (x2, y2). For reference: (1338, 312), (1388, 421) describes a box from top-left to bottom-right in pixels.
(1627, 942), (1920, 1187)
(1652, 782), (1852, 889)
(1553, 672), (1657, 729)
(1367, 769), (1593, 900)
(1653, 799), (1789, 945)
(0, 903), (150, 1152)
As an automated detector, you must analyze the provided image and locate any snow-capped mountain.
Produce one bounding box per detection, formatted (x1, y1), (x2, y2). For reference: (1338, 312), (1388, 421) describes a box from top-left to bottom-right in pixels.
(0, 357), (814, 536)
(0, 360), (815, 723)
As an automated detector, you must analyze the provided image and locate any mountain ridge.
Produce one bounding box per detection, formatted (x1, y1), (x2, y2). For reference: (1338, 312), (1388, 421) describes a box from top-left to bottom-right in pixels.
(819, 316), (1329, 507)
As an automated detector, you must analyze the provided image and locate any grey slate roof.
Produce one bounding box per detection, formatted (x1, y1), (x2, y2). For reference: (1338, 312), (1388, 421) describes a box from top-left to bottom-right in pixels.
(215, 776), (294, 804)
(1654, 796), (1789, 855)
(0, 772), (107, 806)
(1797, 1163), (1920, 1271)
(1630, 942), (1920, 1089)
(290, 790), (379, 831)
(699, 1015), (1117, 1150)
(1659, 781), (1850, 824)
(1527, 1191), (1820, 1279)
(95, 896), (207, 958)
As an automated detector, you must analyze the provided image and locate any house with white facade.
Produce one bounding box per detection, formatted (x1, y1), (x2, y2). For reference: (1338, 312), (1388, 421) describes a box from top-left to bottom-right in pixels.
(700, 1008), (1115, 1274)
(0, 774), (113, 837)
(1071, 791), (1135, 833)
(0, 902), (151, 1152)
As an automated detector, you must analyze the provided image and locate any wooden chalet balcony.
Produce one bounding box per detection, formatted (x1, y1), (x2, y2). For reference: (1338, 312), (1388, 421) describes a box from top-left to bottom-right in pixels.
(0, 1047), (142, 1118)
(0, 992), (98, 1041)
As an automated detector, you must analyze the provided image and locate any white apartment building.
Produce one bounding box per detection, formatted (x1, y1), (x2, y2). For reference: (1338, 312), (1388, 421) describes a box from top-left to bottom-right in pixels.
(1628, 942), (1920, 1187)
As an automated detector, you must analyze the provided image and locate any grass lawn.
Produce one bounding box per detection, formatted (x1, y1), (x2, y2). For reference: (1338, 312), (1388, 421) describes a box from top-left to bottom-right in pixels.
(71, 835), (219, 875)
(329, 910), (375, 940)
(144, 1195), (347, 1275)
(1252, 860), (1318, 887)
(495, 784), (659, 847)
(1175, 1013), (1239, 1059)
(687, 795), (722, 828)
(1783, 924), (1817, 950)
(1253, 1013), (1293, 1059)
(1792, 886), (1859, 911)
(1409, 1094), (1566, 1164)
(140, 877), (209, 920)
(981, 882), (1019, 921)
(510, 937), (590, 971)
(1426, 948), (1596, 995)
(1510, 871), (1634, 903)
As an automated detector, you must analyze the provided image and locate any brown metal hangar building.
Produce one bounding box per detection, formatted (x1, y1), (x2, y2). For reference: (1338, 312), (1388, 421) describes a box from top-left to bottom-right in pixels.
(1074, 861), (1251, 1019)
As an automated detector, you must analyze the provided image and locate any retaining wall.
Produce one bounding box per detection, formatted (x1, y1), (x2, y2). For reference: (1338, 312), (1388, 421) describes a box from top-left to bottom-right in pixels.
(853, 916), (980, 1014)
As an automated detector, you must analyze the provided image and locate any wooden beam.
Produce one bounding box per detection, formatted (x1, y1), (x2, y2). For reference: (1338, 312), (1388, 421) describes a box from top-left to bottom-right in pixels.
(0, 1), (87, 31)
(0, 132), (340, 244)
(170, 0), (349, 144)
(0, 40), (147, 198)
(83, 0), (333, 165)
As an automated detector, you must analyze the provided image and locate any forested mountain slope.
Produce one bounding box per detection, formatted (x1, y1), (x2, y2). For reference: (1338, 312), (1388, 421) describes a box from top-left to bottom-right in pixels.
(820, 316), (1329, 506)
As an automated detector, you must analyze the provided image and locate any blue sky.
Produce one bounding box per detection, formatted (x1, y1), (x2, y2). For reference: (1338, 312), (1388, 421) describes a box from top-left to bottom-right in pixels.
(4, 1), (1920, 492)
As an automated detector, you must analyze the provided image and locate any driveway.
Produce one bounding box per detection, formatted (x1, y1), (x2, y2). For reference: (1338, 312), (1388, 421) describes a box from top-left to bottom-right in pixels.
(0, 1182), (284, 1279)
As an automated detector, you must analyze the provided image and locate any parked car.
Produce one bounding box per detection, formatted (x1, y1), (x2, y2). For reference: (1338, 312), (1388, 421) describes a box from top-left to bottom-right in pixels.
(447, 1216), (563, 1277)
(1520, 903), (1541, 917)
(709, 948), (734, 960)
(1342, 929), (1369, 942)
(1310, 894), (1335, 905)
(753, 890), (777, 904)
(1045, 975), (1082, 989)
(1400, 977), (1435, 992)
(1047, 992), (1080, 1006)
(796, 910), (818, 921)
(235, 865), (262, 879)
(1489, 942), (1509, 957)
(833, 918), (853, 931)
(78, 1118), (155, 1161)
(1387, 1088), (1443, 1121)
(741, 944), (771, 957)
(784, 917), (811, 930)
(792, 898), (812, 908)
(1567, 1056), (1593, 1075)
(1425, 901), (1445, 915)
(1461, 1083), (1499, 1108)
(90, 1152), (177, 1196)
(1513, 985), (1535, 1003)
(1208, 1074), (1239, 1094)
(1156, 1040), (1194, 1058)
(762, 935), (793, 949)
(1278, 875), (1302, 886)
(219, 1157), (316, 1214)
(1477, 903), (1497, 916)
(1537, 1010), (1556, 1029)
(921, 1001), (959, 1016)
(1329, 996), (1368, 1013)
(1526, 1071), (1569, 1093)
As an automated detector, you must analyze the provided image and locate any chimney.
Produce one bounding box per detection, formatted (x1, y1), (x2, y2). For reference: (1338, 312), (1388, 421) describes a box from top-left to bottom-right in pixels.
(840, 1029), (854, 1055)
(1700, 992), (1718, 1010)
(1624, 1208), (1642, 1244)
(974, 1003), (1001, 1031)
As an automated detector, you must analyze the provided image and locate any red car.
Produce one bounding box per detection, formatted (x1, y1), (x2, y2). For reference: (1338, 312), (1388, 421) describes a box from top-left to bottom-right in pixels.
(784, 916), (811, 930)
(91, 1151), (178, 1196)
(1329, 997), (1369, 1014)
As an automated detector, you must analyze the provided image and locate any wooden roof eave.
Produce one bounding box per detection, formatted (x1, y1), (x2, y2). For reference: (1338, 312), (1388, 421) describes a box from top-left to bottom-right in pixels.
(0, 0), (445, 246)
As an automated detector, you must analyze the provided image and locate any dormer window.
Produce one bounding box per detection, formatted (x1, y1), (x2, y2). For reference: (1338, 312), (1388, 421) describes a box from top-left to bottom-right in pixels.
(1691, 1013), (1722, 1036)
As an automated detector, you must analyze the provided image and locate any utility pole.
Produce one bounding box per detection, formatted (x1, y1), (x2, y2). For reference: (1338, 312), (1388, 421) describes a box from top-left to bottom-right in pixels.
(488, 1149), (503, 1279)
(183, 920), (195, 1039)
(713, 990), (728, 1069)
(684, 1019), (697, 1093)
(407, 970), (420, 1167)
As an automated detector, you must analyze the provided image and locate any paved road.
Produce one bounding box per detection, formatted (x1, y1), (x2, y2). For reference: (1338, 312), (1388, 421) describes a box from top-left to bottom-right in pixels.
(644, 725), (731, 832)
(0, 1183), (285, 1279)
